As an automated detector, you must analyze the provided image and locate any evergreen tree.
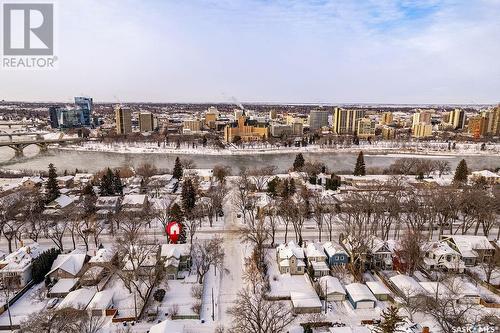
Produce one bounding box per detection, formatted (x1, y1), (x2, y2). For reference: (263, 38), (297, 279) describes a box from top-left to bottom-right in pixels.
(325, 173), (341, 191)
(267, 177), (280, 197)
(181, 178), (197, 213)
(173, 157), (183, 180)
(453, 159), (469, 183)
(281, 178), (290, 198)
(99, 168), (115, 195)
(374, 306), (405, 333)
(32, 248), (60, 283)
(113, 170), (123, 195)
(293, 153), (305, 171)
(45, 163), (60, 203)
(82, 182), (97, 214)
(353, 151), (366, 176)
(289, 178), (296, 195)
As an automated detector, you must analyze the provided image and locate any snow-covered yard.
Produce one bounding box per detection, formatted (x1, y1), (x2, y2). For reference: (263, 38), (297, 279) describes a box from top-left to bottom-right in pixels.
(0, 283), (48, 326)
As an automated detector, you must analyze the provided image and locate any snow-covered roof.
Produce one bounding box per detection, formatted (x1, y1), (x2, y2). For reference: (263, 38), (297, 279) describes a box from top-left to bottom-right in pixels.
(87, 289), (114, 310)
(46, 194), (74, 209)
(319, 276), (345, 295)
(418, 282), (453, 298)
(471, 170), (500, 178)
(290, 291), (322, 308)
(149, 320), (183, 333)
(96, 196), (120, 207)
(304, 243), (327, 259)
(21, 176), (44, 185)
(56, 175), (74, 182)
(0, 243), (41, 272)
(366, 281), (391, 295)
(89, 248), (116, 264)
(277, 241), (305, 260)
(58, 287), (97, 309)
(47, 250), (86, 277)
(344, 283), (376, 303)
(121, 194), (147, 206)
(160, 244), (190, 259)
(50, 278), (78, 294)
(443, 235), (494, 258)
(390, 274), (425, 296)
(183, 168), (213, 178)
(426, 241), (460, 257)
(323, 242), (347, 257)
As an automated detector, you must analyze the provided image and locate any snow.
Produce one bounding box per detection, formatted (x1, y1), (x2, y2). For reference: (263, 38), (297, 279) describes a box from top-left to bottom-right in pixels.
(290, 291), (322, 309)
(0, 242), (41, 272)
(319, 276), (346, 295)
(58, 287), (97, 309)
(87, 289), (114, 310)
(344, 283), (377, 303)
(49, 278), (78, 295)
(88, 247), (116, 264)
(47, 250), (86, 277)
(0, 283), (48, 326)
(160, 244), (190, 259)
(122, 194), (147, 206)
(365, 281), (391, 296)
(389, 274), (425, 296)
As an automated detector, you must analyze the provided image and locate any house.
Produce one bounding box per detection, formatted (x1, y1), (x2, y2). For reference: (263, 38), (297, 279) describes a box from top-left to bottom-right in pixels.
(183, 169), (214, 182)
(323, 242), (349, 267)
(389, 274), (425, 298)
(304, 243), (329, 277)
(423, 241), (465, 273)
(88, 248), (117, 266)
(344, 283), (376, 309)
(20, 176), (44, 189)
(122, 245), (158, 275)
(470, 170), (500, 185)
(366, 281), (391, 301)
(441, 235), (495, 267)
(95, 196), (121, 218)
(73, 173), (94, 187)
(47, 278), (79, 298)
(45, 194), (75, 210)
(368, 237), (393, 270)
(58, 287), (97, 310)
(276, 241), (306, 275)
(121, 194), (148, 213)
(0, 243), (41, 289)
(56, 175), (74, 188)
(318, 276), (346, 301)
(46, 249), (87, 281)
(290, 291), (322, 314)
(160, 244), (191, 280)
(87, 289), (115, 316)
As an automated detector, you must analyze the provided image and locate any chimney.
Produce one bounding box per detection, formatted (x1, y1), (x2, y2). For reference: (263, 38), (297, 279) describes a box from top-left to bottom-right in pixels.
(422, 327), (430, 333)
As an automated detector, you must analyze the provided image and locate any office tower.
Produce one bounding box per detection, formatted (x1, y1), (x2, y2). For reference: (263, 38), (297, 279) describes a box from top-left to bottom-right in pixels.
(49, 106), (59, 128)
(115, 106), (132, 135)
(269, 109), (277, 120)
(183, 119), (202, 133)
(490, 105), (500, 135)
(309, 109), (329, 131)
(292, 121), (303, 136)
(333, 108), (366, 135)
(139, 112), (154, 132)
(449, 108), (466, 130)
(74, 97), (93, 126)
(380, 112), (393, 125)
(356, 118), (376, 139)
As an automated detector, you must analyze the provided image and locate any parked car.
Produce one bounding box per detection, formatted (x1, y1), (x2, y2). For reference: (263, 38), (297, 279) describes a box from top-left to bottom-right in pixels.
(47, 298), (58, 309)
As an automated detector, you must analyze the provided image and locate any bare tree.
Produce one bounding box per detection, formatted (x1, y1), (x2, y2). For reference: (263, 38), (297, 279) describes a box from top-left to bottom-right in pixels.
(395, 229), (427, 276)
(240, 211), (269, 271)
(232, 171), (255, 224)
(227, 284), (294, 333)
(191, 236), (224, 284)
(213, 164), (231, 184)
(435, 160), (451, 177)
(311, 192), (326, 242)
(248, 166), (276, 192)
(205, 184), (227, 227)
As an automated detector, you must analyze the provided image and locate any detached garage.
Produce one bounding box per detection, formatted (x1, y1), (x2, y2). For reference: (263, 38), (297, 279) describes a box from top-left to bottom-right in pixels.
(319, 276), (346, 301)
(345, 283), (376, 309)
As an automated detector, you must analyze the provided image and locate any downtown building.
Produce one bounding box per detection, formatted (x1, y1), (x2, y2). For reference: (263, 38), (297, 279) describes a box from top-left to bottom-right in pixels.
(332, 108), (366, 135)
(115, 106), (132, 135)
(49, 97), (93, 129)
(139, 112), (155, 132)
(309, 109), (330, 131)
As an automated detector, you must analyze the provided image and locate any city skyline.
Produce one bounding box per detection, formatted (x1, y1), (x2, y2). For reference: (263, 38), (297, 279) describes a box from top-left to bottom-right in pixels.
(1, 0), (499, 104)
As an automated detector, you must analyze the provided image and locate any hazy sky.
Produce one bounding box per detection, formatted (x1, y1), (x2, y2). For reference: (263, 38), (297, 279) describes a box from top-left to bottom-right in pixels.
(1, 0), (499, 104)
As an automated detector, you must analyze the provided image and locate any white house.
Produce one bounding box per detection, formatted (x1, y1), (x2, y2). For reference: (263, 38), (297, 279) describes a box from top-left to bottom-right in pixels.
(0, 243), (41, 289)
(276, 241), (306, 275)
(441, 235), (495, 267)
(423, 241), (465, 273)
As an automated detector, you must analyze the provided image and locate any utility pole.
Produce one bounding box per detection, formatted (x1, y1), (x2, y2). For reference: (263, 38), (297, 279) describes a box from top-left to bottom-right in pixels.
(324, 279), (327, 314)
(211, 287), (215, 321)
(134, 291), (137, 320)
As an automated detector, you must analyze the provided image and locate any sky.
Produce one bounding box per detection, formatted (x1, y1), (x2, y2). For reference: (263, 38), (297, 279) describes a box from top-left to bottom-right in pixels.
(1, 0), (499, 104)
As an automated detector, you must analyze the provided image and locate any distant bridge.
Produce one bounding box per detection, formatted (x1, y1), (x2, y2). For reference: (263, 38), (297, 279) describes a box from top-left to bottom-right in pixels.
(0, 121), (36, 128)
(0, 132), (48, 140)
(0, 137), (83, 157)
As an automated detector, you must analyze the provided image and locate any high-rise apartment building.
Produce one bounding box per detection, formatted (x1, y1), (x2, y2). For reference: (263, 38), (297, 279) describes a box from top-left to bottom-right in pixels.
(412, 123), (433, 138)
(332, 108), (365, 135)
(74, 97), (93, 126)
(449, 108), (466, 130)
(115, 106), (132, 135)
(380, 112), (393, 125)
(309, 109), (330, 131)
(412, 110), (432, 127)
(467, 115), (488, 139)
(356, 118), (376, 139)
(139, 112), (154, 132)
